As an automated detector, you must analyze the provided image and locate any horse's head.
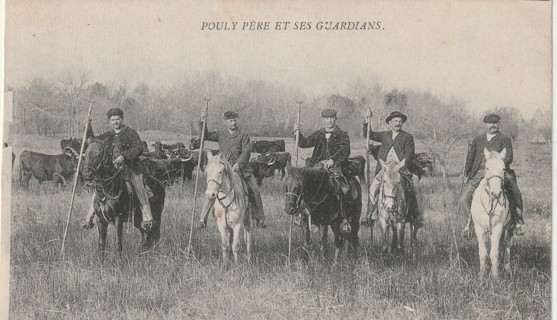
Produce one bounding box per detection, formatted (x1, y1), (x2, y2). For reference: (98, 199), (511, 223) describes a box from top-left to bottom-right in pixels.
(483, 148), (507, 200)
(204, 152), (228, 200)
(82, 140), (109, 181)
(379, 158), (406, 212)
(284, 168), (305, 215)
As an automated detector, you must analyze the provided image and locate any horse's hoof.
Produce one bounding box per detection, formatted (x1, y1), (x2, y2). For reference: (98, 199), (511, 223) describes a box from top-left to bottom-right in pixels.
(81, 221), (94, 230)
(197, 220), (207, 230)
(141, 220), (153, 231)
(461, 228), (473, 240)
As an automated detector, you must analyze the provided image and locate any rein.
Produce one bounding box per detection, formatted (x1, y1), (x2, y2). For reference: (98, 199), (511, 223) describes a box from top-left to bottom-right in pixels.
(481, 174), (505, 235)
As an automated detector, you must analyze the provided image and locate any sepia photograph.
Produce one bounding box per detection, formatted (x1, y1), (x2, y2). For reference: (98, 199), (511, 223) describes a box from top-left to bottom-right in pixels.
(2, 1), (552, 319)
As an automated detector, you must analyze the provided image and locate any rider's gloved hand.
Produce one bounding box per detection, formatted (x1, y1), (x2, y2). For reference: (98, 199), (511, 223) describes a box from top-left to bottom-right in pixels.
(323, 159), (334, 169)
(113, 155), (125, 167)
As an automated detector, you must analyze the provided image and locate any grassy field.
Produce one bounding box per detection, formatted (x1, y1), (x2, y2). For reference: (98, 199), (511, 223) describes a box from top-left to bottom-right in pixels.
(7, 132), (551, 319)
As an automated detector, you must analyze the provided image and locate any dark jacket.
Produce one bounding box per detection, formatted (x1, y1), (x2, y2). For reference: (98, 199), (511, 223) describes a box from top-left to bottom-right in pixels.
(298, 126), (350, 167)
(202, 126), (251, 167)
(86, 124), (144, 170)
(465, 132), (513, 179)
(363, 123), (415, 174)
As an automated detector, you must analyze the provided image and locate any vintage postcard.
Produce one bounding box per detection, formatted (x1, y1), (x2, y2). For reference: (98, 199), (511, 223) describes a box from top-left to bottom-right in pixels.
(2, 1), (551, 319)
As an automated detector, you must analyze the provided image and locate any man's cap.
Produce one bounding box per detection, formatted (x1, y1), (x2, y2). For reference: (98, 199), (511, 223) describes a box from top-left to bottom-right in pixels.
(483, 113), (501, 123)
(321, 109), (337, 118)
(386, 111), (407, 123)
(222, 111), (239, 120)
(106, 108), (124, 118)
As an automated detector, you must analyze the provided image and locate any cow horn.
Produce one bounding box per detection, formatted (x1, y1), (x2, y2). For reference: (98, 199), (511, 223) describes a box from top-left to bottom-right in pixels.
(65, 146), (79, 156)
(267, 158), (276, 166)
(180, 153), (193, 162)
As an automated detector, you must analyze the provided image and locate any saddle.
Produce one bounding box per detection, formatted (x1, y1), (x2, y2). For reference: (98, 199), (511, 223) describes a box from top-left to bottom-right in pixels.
(314, 161), (358, 200)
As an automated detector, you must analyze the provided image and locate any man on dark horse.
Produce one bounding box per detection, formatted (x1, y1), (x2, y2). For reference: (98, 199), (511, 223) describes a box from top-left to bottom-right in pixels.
(293, 108), (357, 200)
(197, 110), (267, 229)
(460, 113), (524, 236)
(360, 111), (424, 228)
(81, 107), (154, 230)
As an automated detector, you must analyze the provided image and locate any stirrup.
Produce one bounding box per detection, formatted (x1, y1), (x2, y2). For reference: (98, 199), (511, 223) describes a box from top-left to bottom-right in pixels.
(514, 224), (524, 236)
(340, 219), (351, 234)
(141, 220), (153, 231)
(461, 228), (473, 240)
(197, 220), (207, 230)
(81, 220), (95, 230)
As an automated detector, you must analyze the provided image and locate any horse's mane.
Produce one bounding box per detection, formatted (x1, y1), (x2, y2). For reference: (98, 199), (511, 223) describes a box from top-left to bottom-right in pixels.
(208, 155), (246, 212)
(288, 166), (332, 192)
(383, 162), (403, 181)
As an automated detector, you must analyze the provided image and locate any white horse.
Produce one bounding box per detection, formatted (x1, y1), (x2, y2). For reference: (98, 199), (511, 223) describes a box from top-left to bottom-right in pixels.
(203, 153), (252, 263)
(471, 148), (513, 279)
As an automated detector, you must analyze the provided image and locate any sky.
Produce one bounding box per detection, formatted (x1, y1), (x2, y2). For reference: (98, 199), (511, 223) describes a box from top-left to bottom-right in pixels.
(4, 0), (552, 118)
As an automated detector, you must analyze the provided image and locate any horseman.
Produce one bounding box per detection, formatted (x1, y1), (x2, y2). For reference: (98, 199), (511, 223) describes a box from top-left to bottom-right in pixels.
(360, 111), (424, 228)
(460, 113), (524, 236)
(81, 107), (154, 230)
(293, 108), (356, 198)
(197, 110), (267, 229)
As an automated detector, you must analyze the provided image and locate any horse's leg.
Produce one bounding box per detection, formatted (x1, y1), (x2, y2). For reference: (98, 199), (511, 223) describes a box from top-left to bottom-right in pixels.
(319, 225), (328, 256)
(333, 228), (343, 266)
(501, 228), (514, 277)
(232, 223), (242, 264)
(97, 220), (108, 263)
(217, 218), (230, 265)
(411, 222), (418, 259)
(396, 222), (405, 255)
(301, 215), (310, 247)
(379, 218), (389, 254)
(115, 217), (124, 257)
(244, 218), (252, 263)
(474, 223), (489, 277)
(490, 225), (504, 280)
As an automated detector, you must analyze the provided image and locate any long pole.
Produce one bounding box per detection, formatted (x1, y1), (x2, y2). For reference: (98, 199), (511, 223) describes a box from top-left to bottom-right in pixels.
(365, 108), (372, 209)
(288, 100), (303, 265)
(61, 101), (94, 260)
(187, 99), (210, 255)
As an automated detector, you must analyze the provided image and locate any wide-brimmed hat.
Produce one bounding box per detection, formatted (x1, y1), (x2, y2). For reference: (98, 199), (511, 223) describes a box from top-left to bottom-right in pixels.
(222, 111), (239, 120)
(321, 109), (337, 118)
(483, 113), (501, 123)
(385, 111), (407, 123)
(106, 108), (124, 118)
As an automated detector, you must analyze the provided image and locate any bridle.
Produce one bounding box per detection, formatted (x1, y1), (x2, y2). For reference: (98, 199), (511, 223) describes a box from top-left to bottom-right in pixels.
(83, 142), (123, 201)
(482, 171), (506, 235)
(206, 160), (235, 209)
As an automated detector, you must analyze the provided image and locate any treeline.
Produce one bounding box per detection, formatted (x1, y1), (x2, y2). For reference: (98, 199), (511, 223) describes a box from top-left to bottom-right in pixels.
(6, 71), (551, 145)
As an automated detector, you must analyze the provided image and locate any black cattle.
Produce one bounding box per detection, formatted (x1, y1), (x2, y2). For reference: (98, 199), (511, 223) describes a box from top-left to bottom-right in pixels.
(189, 138), (201, 150)
(250, 139), (286, 153)
(368, 144), (381, 161)
(19, 148), (79, 190)
(348, 155), (366, 183)
(140, 156), (191, 185)
(142, 141), (149, 154)
(144, 142), (168, 159)
(245, 161), (276, 186)
(409, 152), (435, 179)
(165, 148), (197, 181)
(161, 142), (186, 151)
(60, 137), (84, 154)
(250, 151), (291, 180)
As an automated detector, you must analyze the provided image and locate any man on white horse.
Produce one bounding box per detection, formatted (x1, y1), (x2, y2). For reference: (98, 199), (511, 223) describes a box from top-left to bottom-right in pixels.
(460, 113), (524, 236)
(360, 111), (424, 228)
(197, 110), (267, 229)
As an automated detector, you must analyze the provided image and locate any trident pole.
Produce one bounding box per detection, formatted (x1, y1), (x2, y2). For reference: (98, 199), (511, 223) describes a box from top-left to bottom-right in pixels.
(187, 98), (210, 255)
(288, 100), (303, 265)
(61, 101), (94, 261)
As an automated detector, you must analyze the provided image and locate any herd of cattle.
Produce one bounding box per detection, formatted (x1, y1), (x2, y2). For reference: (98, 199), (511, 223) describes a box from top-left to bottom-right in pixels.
(16, 136), (435, 191)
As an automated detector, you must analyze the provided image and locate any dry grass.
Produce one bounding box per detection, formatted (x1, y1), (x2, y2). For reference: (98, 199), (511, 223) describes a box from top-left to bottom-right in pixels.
(8, 134), (551, 319)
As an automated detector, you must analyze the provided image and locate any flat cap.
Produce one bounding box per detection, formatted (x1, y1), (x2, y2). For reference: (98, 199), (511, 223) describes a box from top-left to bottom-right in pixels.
(483, 113), (501, 123)
(385, 111), (407, 123)
(321, 109), (337, 118)
(106, 108), (124, 118)
(222, 111), (239, 120)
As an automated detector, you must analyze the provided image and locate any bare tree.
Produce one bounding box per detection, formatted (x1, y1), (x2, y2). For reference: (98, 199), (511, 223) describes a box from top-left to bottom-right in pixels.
(56, 71), (88, 137)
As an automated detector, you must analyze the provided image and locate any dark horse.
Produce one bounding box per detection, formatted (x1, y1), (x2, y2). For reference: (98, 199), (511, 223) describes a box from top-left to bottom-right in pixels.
(82, 140), (165, 258)
(284, 167), (362, 263)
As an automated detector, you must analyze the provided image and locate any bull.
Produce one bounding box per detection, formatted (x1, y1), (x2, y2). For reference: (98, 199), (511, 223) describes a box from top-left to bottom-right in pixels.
(250, 139), (286, 154)
(144, 142), (168, 159)
(140, 156), (192, 185)
(165, 148), (197, 181)
(20, 148), (79, 190)
(250, 151), (291, 180)
(60, 137), (84, 154)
